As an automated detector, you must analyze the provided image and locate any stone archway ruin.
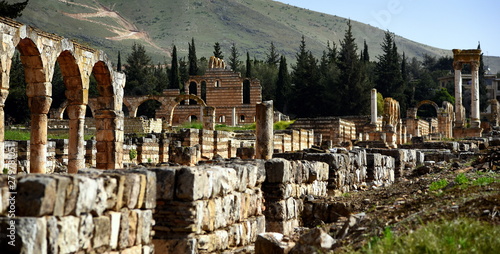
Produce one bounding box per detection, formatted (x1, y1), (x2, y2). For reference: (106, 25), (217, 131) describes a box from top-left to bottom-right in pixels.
(0, 17), (125, 172)
(406, 100), (454, 138)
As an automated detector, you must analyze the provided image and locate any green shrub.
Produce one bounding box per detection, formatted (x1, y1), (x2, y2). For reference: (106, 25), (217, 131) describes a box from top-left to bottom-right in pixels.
(454, 173), (469, 186)
(429, 179), (449, 191)
(129, 149), (137, 161)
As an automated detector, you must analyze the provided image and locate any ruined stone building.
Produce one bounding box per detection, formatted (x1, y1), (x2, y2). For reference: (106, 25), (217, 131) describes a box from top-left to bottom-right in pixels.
(174, 56), (262, 126)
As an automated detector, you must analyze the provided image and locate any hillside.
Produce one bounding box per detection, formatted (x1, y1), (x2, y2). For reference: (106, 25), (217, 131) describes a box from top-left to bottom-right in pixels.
(15, 0), (499, 72)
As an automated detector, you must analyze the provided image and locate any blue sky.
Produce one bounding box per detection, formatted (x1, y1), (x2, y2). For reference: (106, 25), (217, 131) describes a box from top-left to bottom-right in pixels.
(277, 0), (500, 57)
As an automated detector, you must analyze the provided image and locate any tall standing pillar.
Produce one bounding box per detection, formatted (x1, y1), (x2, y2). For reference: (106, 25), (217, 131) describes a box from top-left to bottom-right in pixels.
(29, 94), (52, 173)
(95, 109), (124, 169)
(0, 89), (8, 171)
(453, 62), (464, 127)
(67, 104), (87, 173)
(256, 100), (273, 160)
(470, 61), (481, 127)
(371, 88), (377, 125)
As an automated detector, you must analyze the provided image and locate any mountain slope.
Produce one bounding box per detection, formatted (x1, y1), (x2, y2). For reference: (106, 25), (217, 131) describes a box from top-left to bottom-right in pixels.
(15, 0), (498, 73)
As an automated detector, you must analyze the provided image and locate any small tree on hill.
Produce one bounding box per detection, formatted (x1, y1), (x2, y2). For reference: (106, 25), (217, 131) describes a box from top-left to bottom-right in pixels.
(213, 42), (223, 59)
(0, 0), (29, 18)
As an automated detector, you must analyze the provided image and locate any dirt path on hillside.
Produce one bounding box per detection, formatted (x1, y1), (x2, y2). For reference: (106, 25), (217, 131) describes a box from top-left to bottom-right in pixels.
(57, 0), (169, 55)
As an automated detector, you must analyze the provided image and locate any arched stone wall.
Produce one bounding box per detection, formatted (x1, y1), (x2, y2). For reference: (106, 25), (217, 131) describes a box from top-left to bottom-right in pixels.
(0, 17), (125, 172)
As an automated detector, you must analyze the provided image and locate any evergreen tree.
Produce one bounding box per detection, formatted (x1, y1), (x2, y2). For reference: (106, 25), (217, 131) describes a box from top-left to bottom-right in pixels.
(275, 55), (291, 113)
(117, 51), (122, 72)
(169, 45), (181, 90)
(179, 57), (189, 87)
(213, 42), (223, 59)
(228, 42), (239, 71)
(266, 42), (280, 66)
(290, 36), (322, 117)
(336, 20), (371, 115)
(245, 52), (252, 78)
(0, 0), (28, 18)
(153, 62), (168, 94)
(477, 42), (488, 112)
(124, 43), (154, 95)
(188, 38), (198, 75)
(375, 31), (404, 110)
(363, 40), (370, 62)
(5, 51), (29, 124)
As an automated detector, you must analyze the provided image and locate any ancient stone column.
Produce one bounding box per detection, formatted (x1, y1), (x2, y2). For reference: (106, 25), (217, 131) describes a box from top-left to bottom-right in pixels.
(470, 61), (481, 127)
(95, 109), (124, 169)
(203, 106), (215, 130)
(453, 62), (464, 127)
(232, 107), (237, 126)
(29, 95), (52, 173)
(67, 104), (86, 173)
(256, 100), (273, 160)
(0, 89), (7, 171)
(371, 88), (377, 125)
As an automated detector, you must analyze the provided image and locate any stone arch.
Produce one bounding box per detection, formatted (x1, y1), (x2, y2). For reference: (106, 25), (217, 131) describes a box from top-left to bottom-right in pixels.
(416, 100), (439, 113)
(168, 94), (208, 126)
(136, 98), (162, 118)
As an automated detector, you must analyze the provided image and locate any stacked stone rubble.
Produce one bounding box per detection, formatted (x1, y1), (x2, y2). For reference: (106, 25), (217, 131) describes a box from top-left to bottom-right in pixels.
(262, 158), (329, 236)
(152, 162), (266, 253)
(0, 169), (155, 253)
(366, 153), (395, 185)
(366, 148), (424, 178)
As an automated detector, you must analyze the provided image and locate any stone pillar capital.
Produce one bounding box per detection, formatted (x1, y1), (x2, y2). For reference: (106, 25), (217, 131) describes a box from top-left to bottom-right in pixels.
(470, 61), (480, 71)
(453, 61), (463, 70)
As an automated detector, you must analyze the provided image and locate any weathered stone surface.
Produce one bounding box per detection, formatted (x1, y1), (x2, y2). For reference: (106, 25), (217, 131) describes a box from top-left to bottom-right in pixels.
(255, 232), (294, 254)
(265, 158), (291, 183)
(79, 213), (95, 250)
(290, 227), (335, 254)
(93, 215), (111, 249)
(0, 217), (47, 254)
(175, 167), (209, 201)
(130, 169), (157, 209)
(109, 211), (121, 250)
(52, 175), (71, 216)
(58, 216), (80, 253)
(17, 176), (57, 216)
(119, 210), (131, 249)
(75, 176), (98, 215)
(123, 174), (141, 209)
(152, 167), (176, 201)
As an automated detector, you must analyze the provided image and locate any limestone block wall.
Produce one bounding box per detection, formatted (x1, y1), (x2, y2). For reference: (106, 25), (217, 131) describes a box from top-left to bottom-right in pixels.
(151, 162), (266, 253)
(366, 148), (424, 178)
(124, 118), (162, 134)
(366, 153), (395, 185)
(275, 151), (376, 193)
(262, 158), (329, 236)
(0, 169), (156, 253)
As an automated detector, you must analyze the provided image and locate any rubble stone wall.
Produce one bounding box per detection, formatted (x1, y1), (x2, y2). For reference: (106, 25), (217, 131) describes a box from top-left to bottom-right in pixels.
(0, 169), (156, 253)
(124, 118), (163, 134)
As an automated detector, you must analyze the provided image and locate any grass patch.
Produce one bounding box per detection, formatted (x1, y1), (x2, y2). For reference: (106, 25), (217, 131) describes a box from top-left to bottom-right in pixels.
(473, 176), (496, 186)
(5, 129), (31, 140)
(360, 218), (500, 254)
(429, 179), (449, 191)
(274, 120), (295, 130)
(5, 129), (93, 141)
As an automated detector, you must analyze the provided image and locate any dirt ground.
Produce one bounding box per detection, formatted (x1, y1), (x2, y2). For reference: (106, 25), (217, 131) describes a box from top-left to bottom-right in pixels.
(309, 147), (500, 251)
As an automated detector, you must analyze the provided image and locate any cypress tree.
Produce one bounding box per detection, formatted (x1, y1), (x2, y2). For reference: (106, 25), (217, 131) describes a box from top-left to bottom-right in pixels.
(117, 51), (122, 72)
(363, 40), (370, 62)
(275, 55), (291, 113)
(245, 52), (252, 78)
(169, 45), (181, 91)
(124, 43), (153, 95)
(375, 31), (403, 101)
(188, 38), (198, 75)
(228, 42), (239, 71)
